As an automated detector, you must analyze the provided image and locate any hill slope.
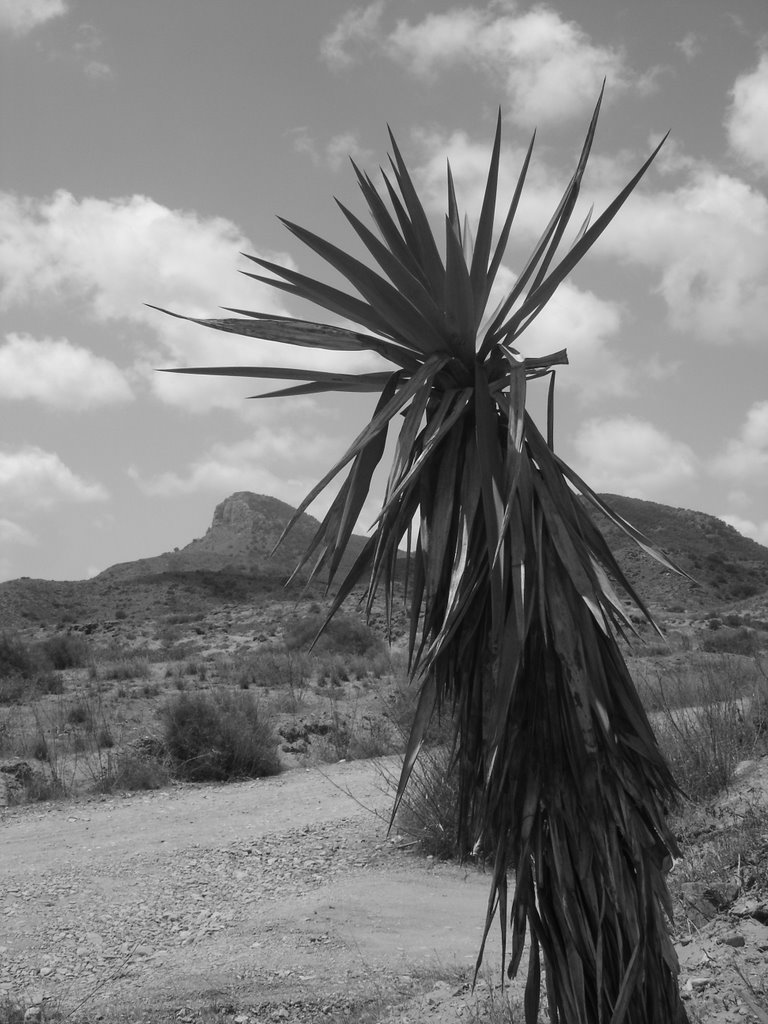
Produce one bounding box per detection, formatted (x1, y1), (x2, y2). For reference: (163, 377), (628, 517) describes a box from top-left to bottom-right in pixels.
(100, 492), (366, 581)
(590, 495), (768, 611)
(1, 491), (767, 631)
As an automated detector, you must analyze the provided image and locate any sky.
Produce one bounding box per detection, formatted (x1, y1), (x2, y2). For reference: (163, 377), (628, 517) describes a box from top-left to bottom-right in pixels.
(1, 0), (767, 582)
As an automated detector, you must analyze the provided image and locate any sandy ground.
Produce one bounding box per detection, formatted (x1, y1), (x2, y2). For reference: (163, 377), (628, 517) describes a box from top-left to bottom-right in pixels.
(2, 757), (767, 1024)
(1, 759), (517, 1022)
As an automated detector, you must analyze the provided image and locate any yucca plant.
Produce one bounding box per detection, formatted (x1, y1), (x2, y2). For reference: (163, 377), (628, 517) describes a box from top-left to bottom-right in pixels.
(157, 89), (690, 1023)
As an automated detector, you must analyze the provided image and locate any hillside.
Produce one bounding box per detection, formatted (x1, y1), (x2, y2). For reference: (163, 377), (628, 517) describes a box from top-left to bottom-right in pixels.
(100, 492), (367, 581)
(589, 495), (768, 612)
(1, 491), (767, 632)
(0, 493), (368, 631)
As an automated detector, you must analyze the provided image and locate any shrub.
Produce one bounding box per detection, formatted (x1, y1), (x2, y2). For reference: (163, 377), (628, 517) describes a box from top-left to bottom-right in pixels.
(160, 691), (281, 782)
(317, 654), (351, 687)
(0, 667), (63, 705)
(387, 746), (461, 859)
(2, 761), (63, 804)
(0, 632), (36, 679)
(0, 995), (24, 1024)
(41, 632), (90, 670)
(36, 670), (64, 695)
(0, 675), (28, 704)
(66, 700), (95, 730)
(701, 626), (760, 656)
(101, 657), (151, 681)
(92, 749), (170, 793)
(233, 649), (310, 692)
(645, 656), (768, 801)
(347, 715), (396, 759)
(284, 612), (384, 657)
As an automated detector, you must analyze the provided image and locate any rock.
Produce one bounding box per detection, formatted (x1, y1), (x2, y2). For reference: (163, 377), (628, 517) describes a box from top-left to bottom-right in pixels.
(720, 932), (746, 948)
(425, 981), (452, 1005)
(731, 897), (768, 923)
(717, 882), (740, 906)
(23, 1009), (42, 1023)
(678, 883), (720, 927)
(685, 977), (711, 992)
(0, 759), (44, 806)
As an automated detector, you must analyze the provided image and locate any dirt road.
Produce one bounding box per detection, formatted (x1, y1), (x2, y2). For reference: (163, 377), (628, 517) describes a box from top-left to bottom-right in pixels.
(1, 759), (510, 1023)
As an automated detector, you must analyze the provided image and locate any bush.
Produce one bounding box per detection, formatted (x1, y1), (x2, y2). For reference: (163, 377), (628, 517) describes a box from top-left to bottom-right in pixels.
(41, 632), (90, 670)
(0, 651), (63, 704)
(160, 691), (281, 782)
(66, 700), (94, 729)
(0, 632), (36, 679)
(101, 657), (151, 681)
(644, 656), (768, 801)
(386, 746), (461, 859)
(284, 612), (384, 657)
(233, 649), (310, 692)
(92, 749), (170, 793)
(700, 626), (759, 656)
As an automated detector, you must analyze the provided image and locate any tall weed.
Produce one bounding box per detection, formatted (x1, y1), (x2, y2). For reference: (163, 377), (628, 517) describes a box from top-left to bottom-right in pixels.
(160, 690), (281, 781)
(640, 654), (768, 801)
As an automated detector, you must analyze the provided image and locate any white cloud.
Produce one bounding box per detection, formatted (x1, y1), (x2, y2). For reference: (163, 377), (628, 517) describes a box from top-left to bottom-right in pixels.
(711, 400), (768, 480)
(512, 279), (629, 397)
(0, 518), (36, 546)
(571, 416), (697, 497)
(0, 190), (380, 410)
(83, 60), (112, 80)
(321, 1), (385, 70)
(290, 128), (373, 171)
(129, 429), (337, 502)
(0, 191), (262, 321)
(0, 447), (108, 507)
(675, 33), (702, 62)
(617, 170), (768, 343)
(324, 1), (632, 126)
(719, 514), (768, 547)
(0, 0), (66, 35)
(71, 21), (113, 79)
(0, 333), (133, 408)
(410, 129), (768, 346)
(726, 52), (768, 176)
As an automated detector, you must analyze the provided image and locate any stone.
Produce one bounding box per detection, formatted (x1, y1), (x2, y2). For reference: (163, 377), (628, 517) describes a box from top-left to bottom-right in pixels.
(685, 977), (710, 992)
(720, 932), (746, 948)
(678, 883), (719, 927)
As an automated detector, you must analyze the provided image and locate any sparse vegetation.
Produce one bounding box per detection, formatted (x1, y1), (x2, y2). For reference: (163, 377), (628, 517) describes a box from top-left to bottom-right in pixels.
(40, 631), (90, 670)
(635, 654), (768, 801)
(0, 631), (38, 679)
(389, 745), (460, 860)
(160, 689), (281, 781)
(284, 611), (384, 658)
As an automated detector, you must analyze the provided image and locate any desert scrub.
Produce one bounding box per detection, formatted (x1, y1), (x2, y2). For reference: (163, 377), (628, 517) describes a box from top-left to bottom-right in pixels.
(91, 746), (171, 793)
(386, 746), (461, 860)
(40, 631), (90, 670)
(160, 690), (281, 781)
(0, 631), (38, 679)
(100, 656), (152, 681)
(700, 625), (762, 655)
(645, 656), (768, 801)
(232, 648), (310, 693)
(283, 612), (384, 657)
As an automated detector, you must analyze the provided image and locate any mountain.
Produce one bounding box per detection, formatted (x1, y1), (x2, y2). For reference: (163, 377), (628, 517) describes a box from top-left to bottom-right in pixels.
(588, 495), (768, 612)
(1, 491), (767, 632)
(0, 493), (369, 630)
(99, 492), (367, 581)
